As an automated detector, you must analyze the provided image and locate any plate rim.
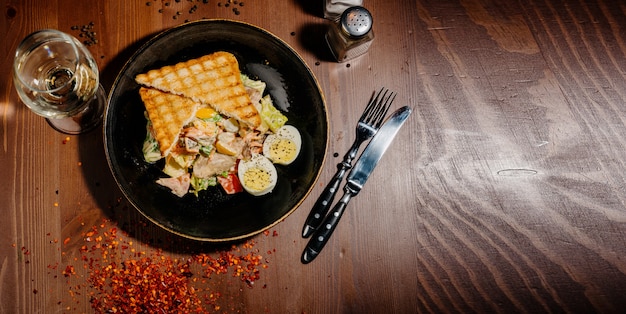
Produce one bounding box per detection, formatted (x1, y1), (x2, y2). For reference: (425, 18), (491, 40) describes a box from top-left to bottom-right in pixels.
(103, 19), (329, 242)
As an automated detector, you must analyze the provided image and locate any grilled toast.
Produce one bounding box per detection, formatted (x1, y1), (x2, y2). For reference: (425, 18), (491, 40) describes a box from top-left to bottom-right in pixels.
(135, 51), (261, 128)
(139, 87), (201, 156)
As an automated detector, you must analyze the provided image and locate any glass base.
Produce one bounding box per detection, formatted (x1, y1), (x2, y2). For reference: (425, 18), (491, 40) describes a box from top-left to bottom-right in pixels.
(46, 84), (106, 135)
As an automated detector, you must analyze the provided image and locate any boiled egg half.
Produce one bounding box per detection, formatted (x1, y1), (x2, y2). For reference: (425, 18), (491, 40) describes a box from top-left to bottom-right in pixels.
(237, 154), (278, 196)
(262, 125), (302, 165)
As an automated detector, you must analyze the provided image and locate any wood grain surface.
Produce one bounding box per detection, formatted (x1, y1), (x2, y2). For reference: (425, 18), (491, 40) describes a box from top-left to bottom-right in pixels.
(2, 0), (626, 313)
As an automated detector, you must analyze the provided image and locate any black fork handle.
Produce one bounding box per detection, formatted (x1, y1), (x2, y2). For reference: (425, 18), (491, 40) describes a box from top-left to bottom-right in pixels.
(302, 159), (351, 237)
(302, 189), (354, 263)
(302, 136), (361, 237)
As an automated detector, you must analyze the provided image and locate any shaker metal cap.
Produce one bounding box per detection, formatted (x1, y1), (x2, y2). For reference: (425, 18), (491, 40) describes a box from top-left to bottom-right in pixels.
(340, 6), (373, 38)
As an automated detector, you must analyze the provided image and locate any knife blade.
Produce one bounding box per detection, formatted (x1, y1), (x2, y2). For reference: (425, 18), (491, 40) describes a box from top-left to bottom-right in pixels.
(301, 106), (412, 264)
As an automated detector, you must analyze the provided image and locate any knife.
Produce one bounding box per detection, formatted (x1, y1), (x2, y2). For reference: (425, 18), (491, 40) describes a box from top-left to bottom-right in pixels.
(301, 106), (412, 264)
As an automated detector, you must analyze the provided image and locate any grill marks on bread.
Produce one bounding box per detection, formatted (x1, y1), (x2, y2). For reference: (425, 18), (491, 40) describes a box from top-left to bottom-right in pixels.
(136, 51), (262, 129)
(139, 87), (202, 156)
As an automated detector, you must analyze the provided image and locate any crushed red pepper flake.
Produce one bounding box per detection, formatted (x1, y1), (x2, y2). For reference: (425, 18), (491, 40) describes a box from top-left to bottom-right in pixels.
(13, 196), (276, 313)
(62, 265), (75, 277)
(36, 217), (275, 312)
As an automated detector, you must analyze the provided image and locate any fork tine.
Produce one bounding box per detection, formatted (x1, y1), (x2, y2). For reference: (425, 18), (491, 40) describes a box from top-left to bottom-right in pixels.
(360, 88), (386, 122)
(373, 92), (395, 128)
(364, 89), (394, 126)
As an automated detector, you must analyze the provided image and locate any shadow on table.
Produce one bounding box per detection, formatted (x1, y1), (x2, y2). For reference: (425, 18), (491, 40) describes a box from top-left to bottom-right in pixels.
(297, 22), (336, 63)
(294, 0), (324, 18)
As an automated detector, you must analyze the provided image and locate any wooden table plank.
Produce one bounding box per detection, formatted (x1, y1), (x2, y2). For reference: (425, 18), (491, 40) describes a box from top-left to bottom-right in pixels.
(2, 0), (626, 313)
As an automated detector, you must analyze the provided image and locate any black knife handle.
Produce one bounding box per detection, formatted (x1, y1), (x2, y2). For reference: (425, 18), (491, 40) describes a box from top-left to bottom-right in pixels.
(301, 161), (351, 238)
(301, 191), (354, 264)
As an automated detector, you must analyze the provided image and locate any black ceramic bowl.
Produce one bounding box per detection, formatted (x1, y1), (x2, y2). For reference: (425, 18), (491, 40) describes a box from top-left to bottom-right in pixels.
(104, 20), (328, 241)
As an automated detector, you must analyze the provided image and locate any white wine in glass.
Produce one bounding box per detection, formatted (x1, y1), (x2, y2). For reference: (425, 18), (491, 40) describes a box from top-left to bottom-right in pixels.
(13, 29), (105, 134)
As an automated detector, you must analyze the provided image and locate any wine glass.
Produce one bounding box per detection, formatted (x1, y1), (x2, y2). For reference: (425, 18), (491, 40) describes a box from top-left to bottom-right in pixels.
(13, 29), (105, 134)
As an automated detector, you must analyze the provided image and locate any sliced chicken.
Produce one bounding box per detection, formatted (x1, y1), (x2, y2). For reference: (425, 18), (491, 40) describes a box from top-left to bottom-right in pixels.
(156, 173), (191, 197)
(193, 153), (237, 178)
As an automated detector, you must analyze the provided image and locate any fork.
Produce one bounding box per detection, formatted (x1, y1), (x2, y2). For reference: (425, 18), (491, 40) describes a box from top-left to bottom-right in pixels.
(302, 88), (395, 238)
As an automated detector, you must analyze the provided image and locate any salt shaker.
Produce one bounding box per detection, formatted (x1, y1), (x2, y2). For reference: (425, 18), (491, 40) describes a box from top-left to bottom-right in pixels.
(325, 6), (374, 62)
(324, 0), (363, 21)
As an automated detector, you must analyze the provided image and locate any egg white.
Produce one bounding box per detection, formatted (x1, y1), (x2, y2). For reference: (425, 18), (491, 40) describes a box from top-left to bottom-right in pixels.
(237, 154), (278, 196)
(262, 125), (302, 165)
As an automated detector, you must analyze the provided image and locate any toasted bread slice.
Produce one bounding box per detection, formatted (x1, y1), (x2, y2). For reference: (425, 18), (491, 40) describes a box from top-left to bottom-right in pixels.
(135, 51), (261, 128)
(139, 87), (201, 156)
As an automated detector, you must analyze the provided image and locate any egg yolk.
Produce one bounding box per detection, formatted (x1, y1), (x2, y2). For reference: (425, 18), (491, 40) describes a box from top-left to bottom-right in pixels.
(268, 139), (297, 164)
(243, 167), (272, 192)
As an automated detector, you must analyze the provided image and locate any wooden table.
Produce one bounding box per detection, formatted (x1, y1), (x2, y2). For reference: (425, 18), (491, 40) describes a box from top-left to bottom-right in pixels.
(2, 0), (626, 312)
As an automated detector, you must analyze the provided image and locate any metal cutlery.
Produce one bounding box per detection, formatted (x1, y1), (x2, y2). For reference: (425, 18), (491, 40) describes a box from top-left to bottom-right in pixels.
(301, 106), (412, 263)
(302, 88), (395, 238)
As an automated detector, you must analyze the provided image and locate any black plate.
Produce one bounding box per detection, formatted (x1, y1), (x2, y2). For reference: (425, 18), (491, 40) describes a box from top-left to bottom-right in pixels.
(104, 20), (328, 241)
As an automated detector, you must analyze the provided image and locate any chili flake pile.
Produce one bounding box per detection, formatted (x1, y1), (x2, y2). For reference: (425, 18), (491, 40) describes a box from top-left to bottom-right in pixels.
(54, 218), (271, 313)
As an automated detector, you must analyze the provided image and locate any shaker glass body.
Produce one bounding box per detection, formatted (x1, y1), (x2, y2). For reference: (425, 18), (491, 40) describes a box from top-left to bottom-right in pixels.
(325, 6), (374, 62)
